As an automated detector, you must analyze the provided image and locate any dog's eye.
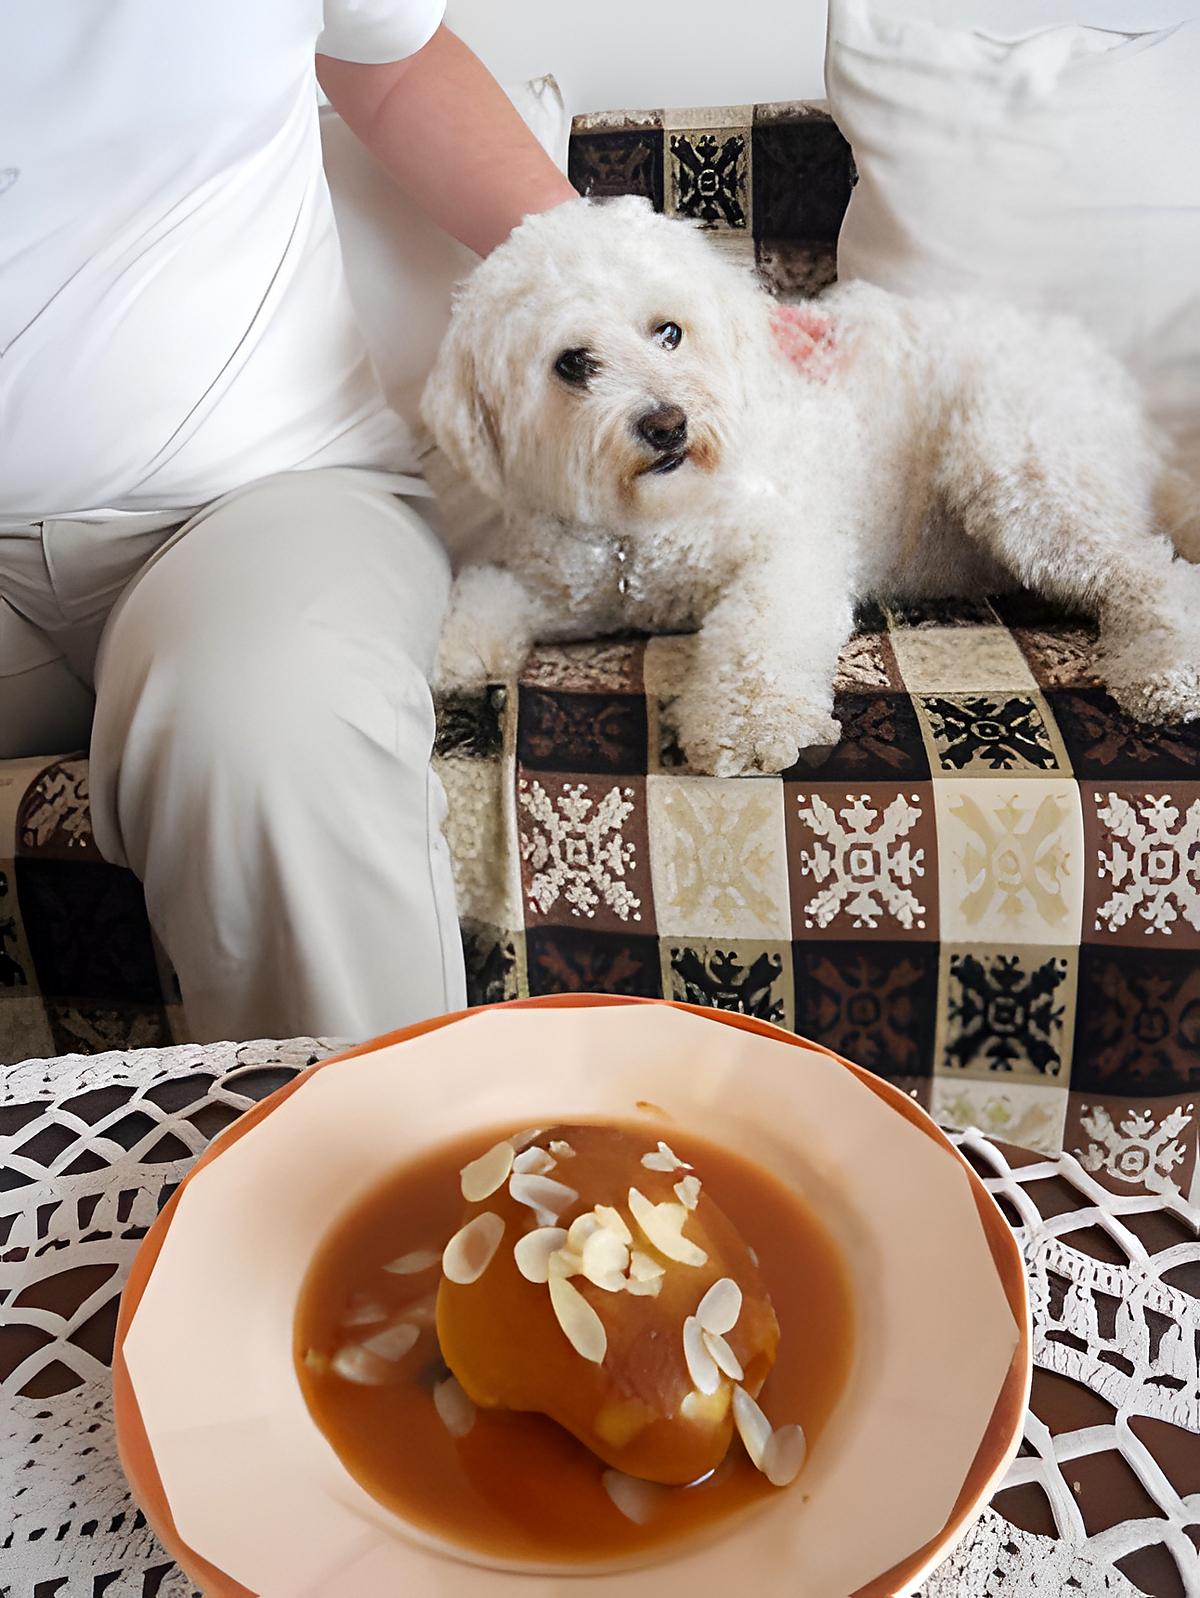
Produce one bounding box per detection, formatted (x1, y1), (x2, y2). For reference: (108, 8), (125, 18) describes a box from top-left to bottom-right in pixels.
(554, 348), (599, 386)
(653, 322), (683, 351)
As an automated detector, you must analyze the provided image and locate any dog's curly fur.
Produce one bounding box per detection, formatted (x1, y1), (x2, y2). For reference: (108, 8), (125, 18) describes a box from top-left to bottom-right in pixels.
(421, 196), (1200, 776)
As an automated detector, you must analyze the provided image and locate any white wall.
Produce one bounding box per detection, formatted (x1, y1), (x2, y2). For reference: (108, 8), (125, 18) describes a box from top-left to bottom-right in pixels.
(445, 0), (830, 116)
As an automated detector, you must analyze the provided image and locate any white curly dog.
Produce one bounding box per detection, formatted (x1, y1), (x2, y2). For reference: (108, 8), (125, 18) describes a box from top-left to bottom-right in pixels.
(421, 196), (1200, 777)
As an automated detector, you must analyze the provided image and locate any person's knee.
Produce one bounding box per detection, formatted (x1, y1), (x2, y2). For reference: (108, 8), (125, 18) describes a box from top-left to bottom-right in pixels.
(91, 476), (450, 868)
(172, 626), (435, 787)
(92, 585), (437, 879)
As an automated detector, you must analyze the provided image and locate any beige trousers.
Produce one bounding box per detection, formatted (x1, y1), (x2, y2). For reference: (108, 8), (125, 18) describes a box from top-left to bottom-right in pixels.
(0, 469), (465, 1042)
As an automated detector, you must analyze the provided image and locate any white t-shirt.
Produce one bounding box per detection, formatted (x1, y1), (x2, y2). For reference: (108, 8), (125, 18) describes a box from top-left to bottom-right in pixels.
(0, 0), (445, 521)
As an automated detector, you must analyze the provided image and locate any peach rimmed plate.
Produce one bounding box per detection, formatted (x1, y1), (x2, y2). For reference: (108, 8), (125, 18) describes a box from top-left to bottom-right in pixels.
(114, 996), (1029, 1596)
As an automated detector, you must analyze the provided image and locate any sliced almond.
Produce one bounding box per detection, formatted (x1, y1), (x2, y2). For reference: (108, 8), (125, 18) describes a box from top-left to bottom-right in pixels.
(732, 1385), (772, 1469)
(383, 1248), (441, 1276)
(585, 1269), (627, 1294)
(302, 1348), (329, 1374)
(747, 1245), (760, 1268)
(566, 1211), (601, 1252)
(641, 1140), (692, 1173)
(696, 1277), (742, 1336)
(625, 1273), (664, 1297)
(442, 1211), (505, 1284)
(683, 1314), (721, 1395)
(702, 1329), (744, 1381)
(549, 1274), (607, 1363)
(629, 1249), (665, 1282)
(360, 1321), (420, 1362)
(512, 1145), (557, 1176)
(509, 1172), (578, 1227)
(674, 1175), (702, 1210)
(628, 1187), (707, 1268)
(513, 1225), (568, 1283)
(341, 1294), (388, 1327)
(433, 1376), (477, 1439)
(581, 1227), (630, 1292)
(549, 1247), (582, 1279)
(549, 1139), (576, 1159)
(762, 1423), (807, 1486)
(459, 1140), (515, 1202)
(509, 1127), (545, 1152)
(602, 1469), (667, 1525)
(593, 1204), (632, 1245)
(331, 1345), (404, 1386)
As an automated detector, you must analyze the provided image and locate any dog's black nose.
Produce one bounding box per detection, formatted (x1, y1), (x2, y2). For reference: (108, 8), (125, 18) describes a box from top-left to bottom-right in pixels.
(636, 404), (688, 453)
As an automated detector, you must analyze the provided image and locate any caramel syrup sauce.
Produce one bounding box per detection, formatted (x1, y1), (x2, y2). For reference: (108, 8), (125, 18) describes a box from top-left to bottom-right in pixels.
(295, 1124), (855, 1566)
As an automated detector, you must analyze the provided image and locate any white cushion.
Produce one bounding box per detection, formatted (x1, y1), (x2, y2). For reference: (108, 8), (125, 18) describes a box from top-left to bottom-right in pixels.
(320, 74), (571, 432)
(825, 0), (1200, 479)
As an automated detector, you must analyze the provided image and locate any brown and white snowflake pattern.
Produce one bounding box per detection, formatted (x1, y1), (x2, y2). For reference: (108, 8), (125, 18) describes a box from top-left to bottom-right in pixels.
(1086, 790), (1200, 944)
(518, 777), (647, 928)
(787, 788), (934, 938)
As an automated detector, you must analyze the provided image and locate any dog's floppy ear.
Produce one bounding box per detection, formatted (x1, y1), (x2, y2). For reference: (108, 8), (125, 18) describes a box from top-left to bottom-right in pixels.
(420, 315), (505, 504)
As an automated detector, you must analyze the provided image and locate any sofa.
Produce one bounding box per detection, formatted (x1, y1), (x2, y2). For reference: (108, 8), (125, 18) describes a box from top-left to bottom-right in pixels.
(3, 102), (1197, 1189)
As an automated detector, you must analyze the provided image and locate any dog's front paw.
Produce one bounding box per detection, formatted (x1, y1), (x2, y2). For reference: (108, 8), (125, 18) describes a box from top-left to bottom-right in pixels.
(433, 636), (487, 692)
(1106, 664), (1200, 726)
(433, 608), (525, 691)
(434, 566), (539, 690)
(674, 691), (840, 776)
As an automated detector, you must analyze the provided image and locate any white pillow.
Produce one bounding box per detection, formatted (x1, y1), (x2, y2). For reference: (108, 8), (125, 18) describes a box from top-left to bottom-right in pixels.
(825, 0), (1200, 481)
(320, 74), (571, 431)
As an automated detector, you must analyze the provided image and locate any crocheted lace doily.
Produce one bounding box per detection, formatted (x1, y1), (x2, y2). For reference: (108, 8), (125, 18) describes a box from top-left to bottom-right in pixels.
(1, 1039), (337, 1598)
(918, 1130), (1199, 1598)
(2, 1045), (1196, 1596)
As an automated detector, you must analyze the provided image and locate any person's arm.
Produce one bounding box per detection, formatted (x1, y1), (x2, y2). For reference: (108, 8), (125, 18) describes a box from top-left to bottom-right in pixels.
(317, 25), (578, 257)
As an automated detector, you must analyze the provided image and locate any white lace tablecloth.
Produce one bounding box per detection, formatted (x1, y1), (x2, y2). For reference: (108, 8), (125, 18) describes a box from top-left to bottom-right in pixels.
(2, 1041), (1197, 1597)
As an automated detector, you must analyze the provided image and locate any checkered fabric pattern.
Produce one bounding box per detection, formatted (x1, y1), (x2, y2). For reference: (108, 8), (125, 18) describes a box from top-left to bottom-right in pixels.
(436, 597), (1200, 1193)
(1, 105), (1197, 1191)
(0, 756), (187, 1064)
(567, 100), (851, 296)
